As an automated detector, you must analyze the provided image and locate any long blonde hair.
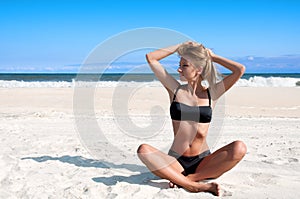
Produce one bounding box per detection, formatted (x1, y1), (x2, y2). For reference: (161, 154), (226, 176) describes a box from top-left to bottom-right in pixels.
(177, 42), (221, 89)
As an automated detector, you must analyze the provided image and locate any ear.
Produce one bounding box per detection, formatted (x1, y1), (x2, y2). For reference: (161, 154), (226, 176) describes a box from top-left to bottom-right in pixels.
(196, 67), (203, 75)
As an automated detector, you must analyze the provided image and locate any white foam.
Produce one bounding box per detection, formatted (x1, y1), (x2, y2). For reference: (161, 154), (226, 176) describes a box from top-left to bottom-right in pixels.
(0, 77), (299, 88)
(235, 76), (300, 87)
(0, 80), (162, 88)
(0, 80), (73, 88)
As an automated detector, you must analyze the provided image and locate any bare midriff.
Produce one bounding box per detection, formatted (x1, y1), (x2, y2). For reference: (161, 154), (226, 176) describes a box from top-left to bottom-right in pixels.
(170, 120), (210, 156)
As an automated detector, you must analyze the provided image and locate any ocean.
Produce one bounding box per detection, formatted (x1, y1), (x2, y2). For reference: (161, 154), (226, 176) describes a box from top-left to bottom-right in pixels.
(0, 73), (299, 88)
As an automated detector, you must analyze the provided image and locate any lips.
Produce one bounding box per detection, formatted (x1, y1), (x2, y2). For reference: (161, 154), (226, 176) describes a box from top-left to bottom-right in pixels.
(179, 74), (187, 81)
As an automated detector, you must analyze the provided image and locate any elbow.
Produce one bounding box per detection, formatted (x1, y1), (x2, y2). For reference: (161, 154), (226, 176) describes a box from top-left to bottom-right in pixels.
(238, 64), (246, 77)
(145, 53), (151, 63)
(145, 53), (153, 63)
(146, 52), (158, 64)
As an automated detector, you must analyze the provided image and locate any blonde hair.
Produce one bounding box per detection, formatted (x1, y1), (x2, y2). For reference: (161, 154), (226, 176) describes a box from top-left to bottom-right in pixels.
(177, 42), (221, 89)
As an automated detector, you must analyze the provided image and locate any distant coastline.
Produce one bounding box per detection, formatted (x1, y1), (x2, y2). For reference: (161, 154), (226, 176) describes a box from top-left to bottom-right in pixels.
(0, 72), (299, 82)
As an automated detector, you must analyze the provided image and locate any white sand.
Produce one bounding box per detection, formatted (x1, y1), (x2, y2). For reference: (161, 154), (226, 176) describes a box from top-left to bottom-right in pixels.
(0, 86), (299, 198)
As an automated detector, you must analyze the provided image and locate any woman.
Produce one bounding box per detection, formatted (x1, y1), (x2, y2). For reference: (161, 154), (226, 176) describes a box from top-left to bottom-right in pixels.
(137, 41), (247, 196)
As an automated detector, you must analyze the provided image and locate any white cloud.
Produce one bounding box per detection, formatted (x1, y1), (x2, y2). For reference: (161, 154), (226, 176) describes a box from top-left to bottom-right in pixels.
(247, 56), (254, 61)
(45, 67), (55, 71)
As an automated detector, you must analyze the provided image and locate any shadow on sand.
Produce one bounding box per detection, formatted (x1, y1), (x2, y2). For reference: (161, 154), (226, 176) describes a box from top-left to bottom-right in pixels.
(21, 155), (169, 189)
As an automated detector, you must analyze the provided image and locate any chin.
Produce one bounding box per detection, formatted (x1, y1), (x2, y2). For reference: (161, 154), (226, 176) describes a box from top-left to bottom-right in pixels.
(180, 76), (187, 81)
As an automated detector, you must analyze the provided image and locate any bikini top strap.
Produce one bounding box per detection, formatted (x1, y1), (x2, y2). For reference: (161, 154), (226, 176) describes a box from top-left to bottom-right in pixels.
(172, 85), (182, 101)
(207, 89), (211, 106)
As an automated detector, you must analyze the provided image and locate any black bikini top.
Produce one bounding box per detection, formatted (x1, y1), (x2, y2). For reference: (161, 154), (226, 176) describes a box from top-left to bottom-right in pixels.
(170, 85), (212, 123)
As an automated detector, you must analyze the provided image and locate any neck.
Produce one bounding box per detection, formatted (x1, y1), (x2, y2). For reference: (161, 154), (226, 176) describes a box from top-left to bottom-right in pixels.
(187, 76), (204, 94)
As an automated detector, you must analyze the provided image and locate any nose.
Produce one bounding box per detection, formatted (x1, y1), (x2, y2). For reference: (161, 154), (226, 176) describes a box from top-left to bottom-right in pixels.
(177, 67), (182, 73)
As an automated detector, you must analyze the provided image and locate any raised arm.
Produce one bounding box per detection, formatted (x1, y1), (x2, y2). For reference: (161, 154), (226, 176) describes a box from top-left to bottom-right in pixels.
(210, 51), (245, 99)
(146, 44), (181, 94)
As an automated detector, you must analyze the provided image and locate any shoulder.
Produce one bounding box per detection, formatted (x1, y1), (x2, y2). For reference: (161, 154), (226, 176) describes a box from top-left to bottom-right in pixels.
(175, 84), (188, 93)
(166, 83), (186, 102)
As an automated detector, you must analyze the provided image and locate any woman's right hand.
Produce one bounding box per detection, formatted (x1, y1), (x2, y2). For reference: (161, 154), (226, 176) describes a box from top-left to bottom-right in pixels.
(206, 48), (216, 61)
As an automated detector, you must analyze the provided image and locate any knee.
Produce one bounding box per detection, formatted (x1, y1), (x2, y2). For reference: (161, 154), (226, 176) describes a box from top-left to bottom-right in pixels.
(137, 144), (151, 155)
(231, 140), (247, 161)
(137, 144), (153, 161)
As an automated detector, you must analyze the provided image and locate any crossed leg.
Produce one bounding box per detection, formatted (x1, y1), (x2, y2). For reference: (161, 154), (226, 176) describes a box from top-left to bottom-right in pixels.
(137, 144), (220, 196)
(186, 140), (247, 182)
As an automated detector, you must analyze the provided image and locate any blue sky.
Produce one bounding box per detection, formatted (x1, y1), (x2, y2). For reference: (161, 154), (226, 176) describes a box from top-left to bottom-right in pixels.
(0, 0), (299, 73)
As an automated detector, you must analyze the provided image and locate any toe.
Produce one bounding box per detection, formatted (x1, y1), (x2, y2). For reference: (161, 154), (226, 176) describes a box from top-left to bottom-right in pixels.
(169, 181), (174, 188)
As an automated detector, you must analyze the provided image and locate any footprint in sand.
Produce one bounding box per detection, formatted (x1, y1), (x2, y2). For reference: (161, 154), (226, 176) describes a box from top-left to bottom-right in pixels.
(250, 173), (277, 185)
(257, 154), (267, 158)
(222, 190), (233, 197)
(262, 158), (291, 165)
(288, 158), (299, 163)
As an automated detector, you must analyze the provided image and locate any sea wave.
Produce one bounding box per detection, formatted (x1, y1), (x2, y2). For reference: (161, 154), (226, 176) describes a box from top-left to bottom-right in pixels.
(0, 80), (161, 88)
(235, 76), (300, 87)
(0, 76), (299, 88)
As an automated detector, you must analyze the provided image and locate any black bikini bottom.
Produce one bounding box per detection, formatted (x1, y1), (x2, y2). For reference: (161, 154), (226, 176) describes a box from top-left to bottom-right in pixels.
(168, 149), (211, 176)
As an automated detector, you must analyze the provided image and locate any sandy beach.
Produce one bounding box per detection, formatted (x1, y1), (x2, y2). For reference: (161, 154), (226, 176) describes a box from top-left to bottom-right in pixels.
(0, 86), (300, 198)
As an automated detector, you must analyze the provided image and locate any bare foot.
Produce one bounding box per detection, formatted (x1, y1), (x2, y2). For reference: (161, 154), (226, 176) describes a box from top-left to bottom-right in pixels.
(169, 181), (220, 196)
(186, 182), (220, 196)
(206, 182), (220, 196)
